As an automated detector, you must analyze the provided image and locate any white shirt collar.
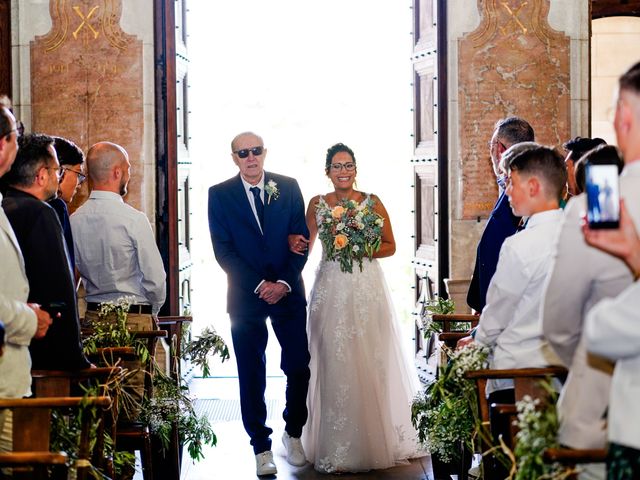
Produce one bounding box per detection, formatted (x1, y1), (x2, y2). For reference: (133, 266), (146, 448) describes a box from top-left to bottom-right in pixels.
(240, 173), (265, 193)
(525, 208), (563, 229)
(89, 190), (124, 202)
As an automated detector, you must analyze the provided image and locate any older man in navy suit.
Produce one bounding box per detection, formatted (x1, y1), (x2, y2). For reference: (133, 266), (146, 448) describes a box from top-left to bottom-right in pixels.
(208, 131), (310, 476)
(466, 117), (535, 313)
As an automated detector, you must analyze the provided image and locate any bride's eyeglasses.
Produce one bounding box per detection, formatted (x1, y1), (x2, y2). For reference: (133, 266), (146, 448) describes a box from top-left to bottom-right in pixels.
(233, 146), (264, 158)
(330, 162), (356, 172)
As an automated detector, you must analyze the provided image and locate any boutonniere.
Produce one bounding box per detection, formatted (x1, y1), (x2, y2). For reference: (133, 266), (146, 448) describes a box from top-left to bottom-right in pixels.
(264, 179), (279, 204)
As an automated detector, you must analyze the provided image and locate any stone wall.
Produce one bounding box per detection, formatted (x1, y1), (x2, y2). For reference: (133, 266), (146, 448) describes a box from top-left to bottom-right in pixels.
(11, 0), (156, 219)
(447, 0), (589, 283)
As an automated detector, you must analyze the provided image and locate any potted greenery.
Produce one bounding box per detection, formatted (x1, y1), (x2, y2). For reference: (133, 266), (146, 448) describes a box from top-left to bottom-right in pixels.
(411, 343), (490, 478)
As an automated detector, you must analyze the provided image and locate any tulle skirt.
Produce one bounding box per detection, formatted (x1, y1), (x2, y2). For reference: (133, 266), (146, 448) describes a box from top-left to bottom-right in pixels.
(302, 259), (425, 473)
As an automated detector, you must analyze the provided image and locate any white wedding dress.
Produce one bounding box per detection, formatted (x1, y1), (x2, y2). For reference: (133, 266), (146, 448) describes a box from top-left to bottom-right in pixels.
(302, 197), (424, 473)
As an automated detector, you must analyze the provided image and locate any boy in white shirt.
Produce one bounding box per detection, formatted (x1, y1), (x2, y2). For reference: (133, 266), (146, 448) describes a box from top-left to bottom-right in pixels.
(458, 143), (566, 473)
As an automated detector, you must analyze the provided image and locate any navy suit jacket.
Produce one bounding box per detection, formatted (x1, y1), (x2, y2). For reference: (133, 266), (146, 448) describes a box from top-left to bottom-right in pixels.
(208, 172), (309, 316)
(466, 189), (520, 313)
(2, 188), (91, 371)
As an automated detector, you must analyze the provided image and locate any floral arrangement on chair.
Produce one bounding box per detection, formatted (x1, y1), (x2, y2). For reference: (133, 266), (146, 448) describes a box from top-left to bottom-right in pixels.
(411, 343), (490, 463)
(316, 197), (384, 273)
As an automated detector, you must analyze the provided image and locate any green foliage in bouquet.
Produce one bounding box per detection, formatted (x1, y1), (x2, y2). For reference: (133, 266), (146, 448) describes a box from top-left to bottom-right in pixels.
(316, 197), (384, 273)
(411, 344), (490, 462)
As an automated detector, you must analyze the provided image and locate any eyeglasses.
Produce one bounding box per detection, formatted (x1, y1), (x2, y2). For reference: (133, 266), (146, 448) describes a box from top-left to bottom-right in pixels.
(329, 162), (356, 172)
(62, 166), (87, 184)
(233, 146), (264, 158)
(41, 166), (64, 179)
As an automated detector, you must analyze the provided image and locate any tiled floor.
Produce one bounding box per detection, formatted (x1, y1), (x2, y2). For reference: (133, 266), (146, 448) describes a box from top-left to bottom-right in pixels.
(178, 377), (432, 480)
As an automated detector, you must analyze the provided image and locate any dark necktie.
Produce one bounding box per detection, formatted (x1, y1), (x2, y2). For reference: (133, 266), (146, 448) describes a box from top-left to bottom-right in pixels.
(249, 186), (264, 229)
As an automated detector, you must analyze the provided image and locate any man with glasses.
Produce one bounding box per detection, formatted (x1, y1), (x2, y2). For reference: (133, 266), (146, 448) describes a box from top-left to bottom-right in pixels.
(49, 136), (85, 270)
(466, 116), (535, 313)
(1, 132), (91, 373)
(0, 100), (53, 453)
(208, 131), (310, 475)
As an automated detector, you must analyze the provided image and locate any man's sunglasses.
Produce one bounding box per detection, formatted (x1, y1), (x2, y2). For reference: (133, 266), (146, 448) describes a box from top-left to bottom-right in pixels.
(233, 146), (264, 159)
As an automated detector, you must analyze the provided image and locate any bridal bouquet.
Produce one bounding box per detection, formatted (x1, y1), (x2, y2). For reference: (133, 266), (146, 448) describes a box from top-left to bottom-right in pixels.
(317, 197), (384, 273)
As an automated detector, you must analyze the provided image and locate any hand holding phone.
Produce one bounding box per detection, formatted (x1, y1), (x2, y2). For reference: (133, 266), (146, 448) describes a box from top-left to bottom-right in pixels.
(585, 163), (620, 229)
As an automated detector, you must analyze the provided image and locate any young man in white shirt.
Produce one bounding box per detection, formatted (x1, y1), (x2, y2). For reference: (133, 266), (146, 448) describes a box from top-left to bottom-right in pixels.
(458, 143), (566, 474)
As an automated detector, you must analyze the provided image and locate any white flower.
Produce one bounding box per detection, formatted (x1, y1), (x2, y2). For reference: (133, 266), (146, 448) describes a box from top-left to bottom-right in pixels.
(357, 222), (365, 230)
(375, 218), (384, 226)
(264, 180), (279, 204)
(352, 245), (360, 252)
(336, 222), (345, 231)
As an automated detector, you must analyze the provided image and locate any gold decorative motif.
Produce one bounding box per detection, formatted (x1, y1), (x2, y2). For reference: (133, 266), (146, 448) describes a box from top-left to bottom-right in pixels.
(72, 5), (100, 42)
(41, 0), (129, 52)
(499, 1), (528, 36)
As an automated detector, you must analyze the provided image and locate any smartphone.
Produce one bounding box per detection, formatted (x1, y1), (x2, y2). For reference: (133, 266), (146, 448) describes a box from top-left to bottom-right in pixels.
(40, 301), (67, 318)
(585, 163), (620, 229)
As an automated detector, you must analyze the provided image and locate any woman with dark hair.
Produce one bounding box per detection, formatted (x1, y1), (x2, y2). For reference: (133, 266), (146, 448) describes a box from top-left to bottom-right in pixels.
(290, 143), (423, 473)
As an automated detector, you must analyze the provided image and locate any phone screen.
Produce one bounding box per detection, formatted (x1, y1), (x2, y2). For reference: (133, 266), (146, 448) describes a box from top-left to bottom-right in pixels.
(585, 164), (620, 229)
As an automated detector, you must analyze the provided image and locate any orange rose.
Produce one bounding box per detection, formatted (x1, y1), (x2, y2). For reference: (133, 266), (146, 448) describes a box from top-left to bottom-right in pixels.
(333, 233), (348, 250)
(331, 205), (345, 219)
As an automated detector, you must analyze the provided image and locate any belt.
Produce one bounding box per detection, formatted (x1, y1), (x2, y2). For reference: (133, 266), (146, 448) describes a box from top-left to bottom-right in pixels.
(86, 302), (152, 314)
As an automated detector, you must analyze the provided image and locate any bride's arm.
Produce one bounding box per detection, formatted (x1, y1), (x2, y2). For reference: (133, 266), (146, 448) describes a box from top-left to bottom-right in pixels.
(371, 195), (396, 258)
(288, 195), (320, 255)
(304, 195), (320, 254)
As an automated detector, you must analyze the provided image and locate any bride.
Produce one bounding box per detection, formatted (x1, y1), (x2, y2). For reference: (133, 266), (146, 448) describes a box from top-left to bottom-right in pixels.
(291, 142), (423, 473)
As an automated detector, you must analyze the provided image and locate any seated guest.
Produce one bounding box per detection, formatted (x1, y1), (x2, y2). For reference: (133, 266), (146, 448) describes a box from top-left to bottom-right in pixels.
(583, 200), (640, 479)
(49, 136), (85, 270)
(459, 143), (565, 396)
(1, 133), (91, 371)
(563, 136), (606, 198)
(0, 99), (52, 456)
(71, 142), (166, 330)
(543, 61), (640, 480)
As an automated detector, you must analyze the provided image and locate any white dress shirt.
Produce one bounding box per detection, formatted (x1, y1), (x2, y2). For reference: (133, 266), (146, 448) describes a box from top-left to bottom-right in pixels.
(0, 193), (37, 398)
(586, 280), (640, 450)
(240, 174), (265, 234)
(475, 209), (563, 394)
(70, 190), (166, 314)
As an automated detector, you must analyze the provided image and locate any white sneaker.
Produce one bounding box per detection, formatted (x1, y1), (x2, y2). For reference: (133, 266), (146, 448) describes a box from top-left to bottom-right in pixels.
(282, 431), (307, 466)
(255, 450), (277, 476)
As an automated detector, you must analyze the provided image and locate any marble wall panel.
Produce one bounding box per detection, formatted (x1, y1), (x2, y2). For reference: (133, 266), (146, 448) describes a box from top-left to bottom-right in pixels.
(30, 0), (144, 211)
(458, 0), (571, 219)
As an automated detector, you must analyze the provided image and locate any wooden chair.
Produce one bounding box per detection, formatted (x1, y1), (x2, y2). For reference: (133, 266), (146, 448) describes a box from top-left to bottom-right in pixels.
(86, 330), (167, 480)
(31, 366), (122, 476)
(156, 315), (192, 379)
(543, 448), (608, 480)
(464, 367), (569, 478)
(427, 314), (479, 370)
(0, 396), (110, 480)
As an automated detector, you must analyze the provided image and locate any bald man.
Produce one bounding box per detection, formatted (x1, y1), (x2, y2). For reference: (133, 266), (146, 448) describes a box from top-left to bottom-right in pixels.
(70, 142), (166, 329)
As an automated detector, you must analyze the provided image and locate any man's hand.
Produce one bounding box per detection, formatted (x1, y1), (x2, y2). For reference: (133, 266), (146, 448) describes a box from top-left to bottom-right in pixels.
(258, 281), (288, 305)
(28, 304), (53, 339)
(288, 234), (309, 256)
(456, 335), (475, 350)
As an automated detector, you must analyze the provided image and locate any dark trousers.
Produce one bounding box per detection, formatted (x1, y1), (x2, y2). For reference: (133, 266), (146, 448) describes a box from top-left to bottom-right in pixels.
(230, 307), (311, 455)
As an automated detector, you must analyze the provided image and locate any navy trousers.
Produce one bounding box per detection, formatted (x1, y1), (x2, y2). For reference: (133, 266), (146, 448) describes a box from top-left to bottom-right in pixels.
(230, 306), (311, 455)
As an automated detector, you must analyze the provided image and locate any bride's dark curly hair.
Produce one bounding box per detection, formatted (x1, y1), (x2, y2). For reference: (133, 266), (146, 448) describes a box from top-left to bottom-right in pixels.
(325, 143), (356, 174)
